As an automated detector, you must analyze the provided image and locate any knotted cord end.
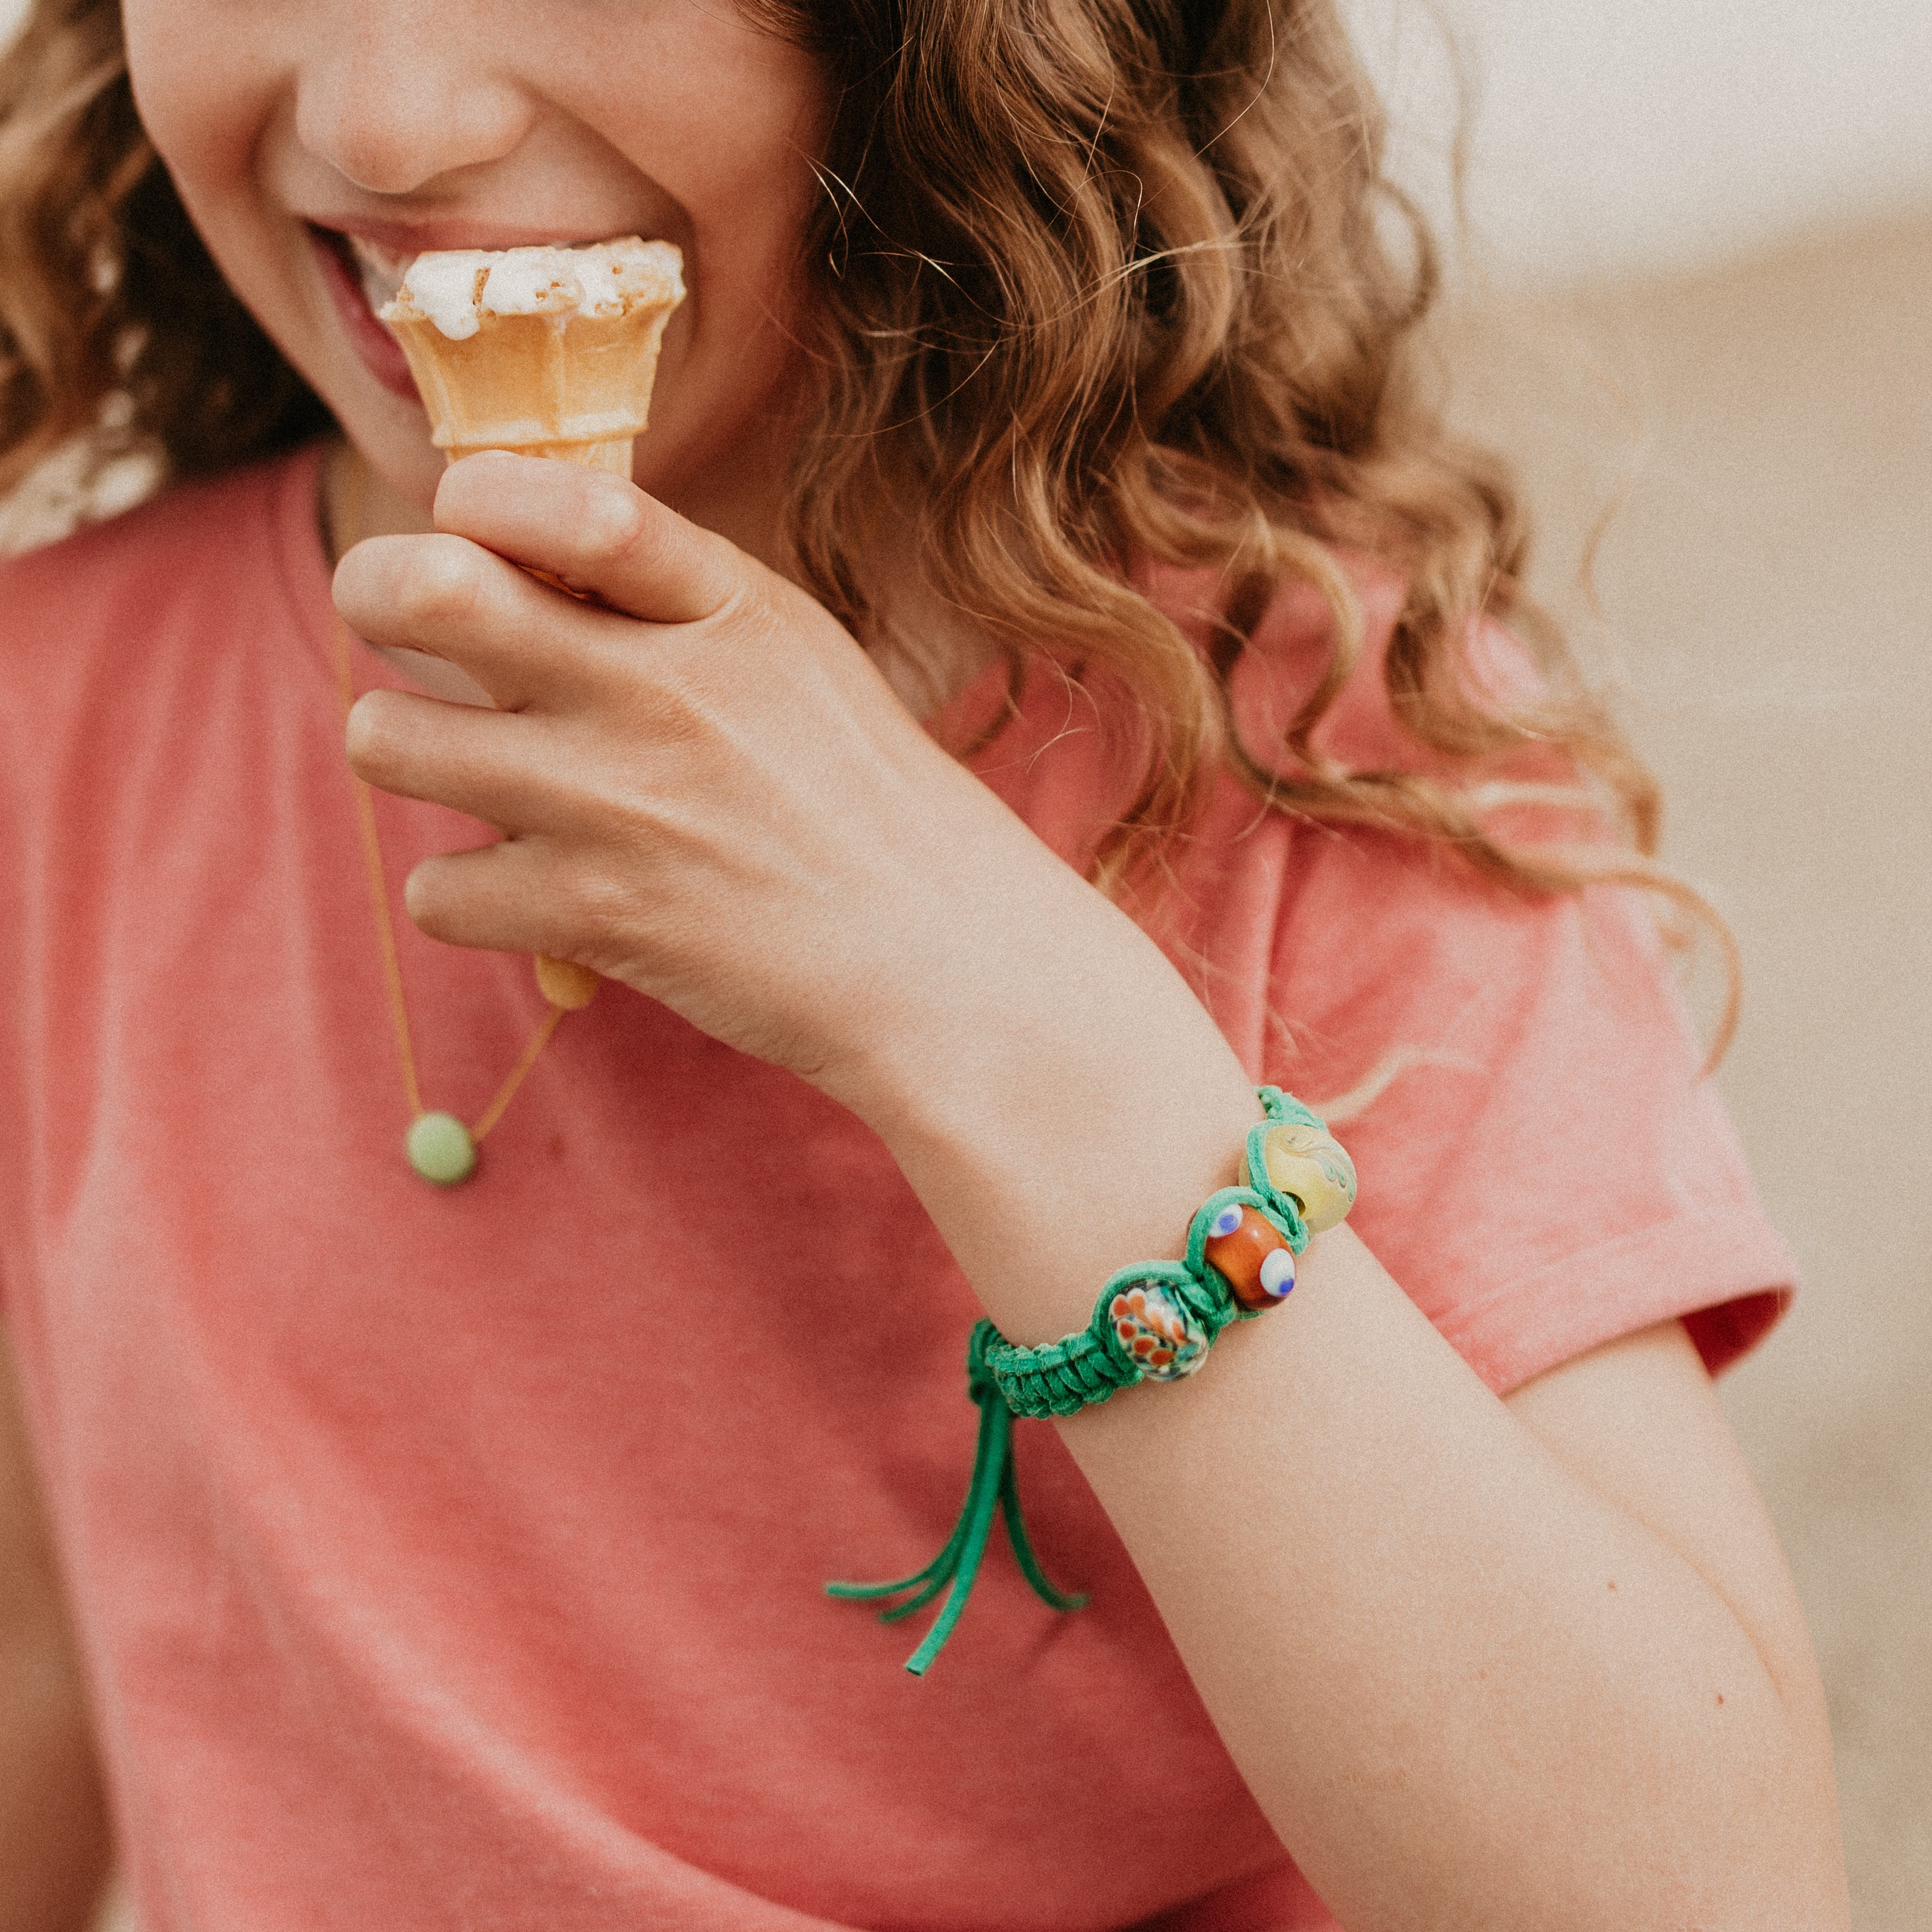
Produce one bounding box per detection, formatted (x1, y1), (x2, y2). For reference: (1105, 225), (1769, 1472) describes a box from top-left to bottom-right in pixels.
(828, 1089), (1352, 1676)
(826, 1323), (1089, 1674)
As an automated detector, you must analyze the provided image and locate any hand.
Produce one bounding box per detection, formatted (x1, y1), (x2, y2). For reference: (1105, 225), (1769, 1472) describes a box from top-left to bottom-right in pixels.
(336, 451), (1264, 1341)
(331, 452), (1079, 1101)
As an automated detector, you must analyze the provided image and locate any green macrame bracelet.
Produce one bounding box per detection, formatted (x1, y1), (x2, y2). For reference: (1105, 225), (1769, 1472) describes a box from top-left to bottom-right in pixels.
(828, 1087), (1351, 1675)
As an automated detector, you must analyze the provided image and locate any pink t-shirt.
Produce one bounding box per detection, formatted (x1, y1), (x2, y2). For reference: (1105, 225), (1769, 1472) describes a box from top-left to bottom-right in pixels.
(0, 449), (1791, 1931)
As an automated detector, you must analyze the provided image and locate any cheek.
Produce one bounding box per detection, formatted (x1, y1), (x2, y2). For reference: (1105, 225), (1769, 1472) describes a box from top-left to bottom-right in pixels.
(122, 4), (278, 225)
(647, 44), (825, 216)
(581, 26), (828, 318)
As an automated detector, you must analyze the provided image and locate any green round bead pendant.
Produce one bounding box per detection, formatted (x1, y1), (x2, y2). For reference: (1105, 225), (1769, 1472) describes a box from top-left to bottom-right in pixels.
(407, 1110), (477, 1186)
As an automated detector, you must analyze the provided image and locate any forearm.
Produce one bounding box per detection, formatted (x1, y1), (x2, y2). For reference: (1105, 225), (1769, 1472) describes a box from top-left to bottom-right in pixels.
(1061, 1239), (1837, 1931)
(836, 890), (1845, 1932)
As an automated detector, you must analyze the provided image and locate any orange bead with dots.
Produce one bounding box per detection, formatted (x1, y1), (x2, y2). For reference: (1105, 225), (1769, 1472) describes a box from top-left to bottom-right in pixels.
(1202, 1203), (1297, 1311)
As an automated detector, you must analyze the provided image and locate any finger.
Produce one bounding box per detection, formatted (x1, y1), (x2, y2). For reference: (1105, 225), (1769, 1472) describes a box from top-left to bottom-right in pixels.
(404, 839), (619, 970)
(433, 451), (743, 627)
(344, 687), (577, 835)
(333, 530), (625, 713)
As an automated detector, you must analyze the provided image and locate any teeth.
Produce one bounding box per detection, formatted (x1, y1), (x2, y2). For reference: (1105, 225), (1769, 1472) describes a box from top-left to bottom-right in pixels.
(344, 234), (414, 314)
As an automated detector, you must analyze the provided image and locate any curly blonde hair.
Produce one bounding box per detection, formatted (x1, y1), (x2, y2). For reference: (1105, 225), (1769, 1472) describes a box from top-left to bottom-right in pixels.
(0, 0), (1730, 1047)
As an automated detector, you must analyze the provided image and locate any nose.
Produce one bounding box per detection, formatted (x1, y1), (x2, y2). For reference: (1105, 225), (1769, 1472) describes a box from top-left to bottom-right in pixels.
(294, 4), (536, 196)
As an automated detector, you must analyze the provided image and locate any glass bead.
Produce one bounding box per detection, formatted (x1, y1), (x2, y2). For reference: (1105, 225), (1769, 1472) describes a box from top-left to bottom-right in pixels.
(1204, 1204), (1293, 1311)
(534, 954), (600, 1011)
(1259, 1122), (1358, 1233)
(1258, 1245), (1296, 1299)
(407, 1110), (478, 1185)
(1109, 1282), (1209, 1380)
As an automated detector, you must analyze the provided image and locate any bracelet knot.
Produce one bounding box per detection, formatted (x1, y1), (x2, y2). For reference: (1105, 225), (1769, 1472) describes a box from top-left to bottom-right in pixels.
(829, 1085), (1354, 1672)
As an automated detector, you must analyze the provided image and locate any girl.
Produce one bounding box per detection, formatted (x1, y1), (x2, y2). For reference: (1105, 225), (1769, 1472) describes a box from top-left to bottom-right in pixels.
(0, 1), (1849, 1928)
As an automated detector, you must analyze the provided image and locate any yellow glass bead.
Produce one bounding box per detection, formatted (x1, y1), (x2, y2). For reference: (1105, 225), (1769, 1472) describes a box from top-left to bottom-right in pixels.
(534, 954), (600, 1011)
(407, 1110), (477, 1185)
(1259, 1121), (1358, 1233)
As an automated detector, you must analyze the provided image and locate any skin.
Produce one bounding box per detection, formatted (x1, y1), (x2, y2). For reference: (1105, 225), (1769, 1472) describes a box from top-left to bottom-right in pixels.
(124, 0), (824, 568)
(93, 2), (1854, 1925)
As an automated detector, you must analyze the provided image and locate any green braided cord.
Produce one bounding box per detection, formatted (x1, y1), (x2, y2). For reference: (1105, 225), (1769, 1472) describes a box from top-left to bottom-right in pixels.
(1258, 1084), (1329, 1133)
(822, 1534), (962, 1608)
(825, 1328), (1087, 1674)
(998, 1449), (1088, 1612)
(899, 1395), (1009, 1676)
(825, 1396), (996, 1620)
(980, 1282), (1149, 1420)
(827, 1086), (1346, 1673)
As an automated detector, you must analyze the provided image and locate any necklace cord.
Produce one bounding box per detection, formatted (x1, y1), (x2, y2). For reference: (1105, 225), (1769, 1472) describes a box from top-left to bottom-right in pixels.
(329, 448), (570, 1147)
(332, 627), (429, 1120)
(471, 1005), (566, 1143)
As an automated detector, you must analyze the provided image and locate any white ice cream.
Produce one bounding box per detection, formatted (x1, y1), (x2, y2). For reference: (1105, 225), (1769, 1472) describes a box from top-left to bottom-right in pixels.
(385, 240), (685, 341)
(396, 252), (492, 341)
(478, 255), (580, 316)
(345, 234), (411, 317)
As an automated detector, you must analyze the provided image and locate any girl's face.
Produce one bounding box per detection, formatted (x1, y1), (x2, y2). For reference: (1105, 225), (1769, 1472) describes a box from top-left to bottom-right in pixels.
(122, 0), (829, 536)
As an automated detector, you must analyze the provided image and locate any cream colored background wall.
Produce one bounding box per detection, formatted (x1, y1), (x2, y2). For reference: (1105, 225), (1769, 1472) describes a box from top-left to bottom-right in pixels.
(1348, 0), (1932, 284)
(1439, 223), (1931, 1931)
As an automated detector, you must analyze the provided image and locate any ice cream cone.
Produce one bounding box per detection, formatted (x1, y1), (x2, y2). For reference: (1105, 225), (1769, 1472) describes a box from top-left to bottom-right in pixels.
(379, 237), (685, 1014)
(380, 238), (685, 475)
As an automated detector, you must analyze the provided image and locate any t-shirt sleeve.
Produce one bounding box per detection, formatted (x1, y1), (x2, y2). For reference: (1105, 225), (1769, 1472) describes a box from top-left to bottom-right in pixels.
(1260, 831), (1793, 1395)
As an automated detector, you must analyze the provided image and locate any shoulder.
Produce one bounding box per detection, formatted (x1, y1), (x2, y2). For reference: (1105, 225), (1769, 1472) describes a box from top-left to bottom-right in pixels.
(0, 444), (326, 637)
(959, 550), (1792, 1390)
(1133, 556), (1793, 1388)
(0, 443), (329, 706)
(1264, 827), (1794, 1390)
(0, 445), (333, 826)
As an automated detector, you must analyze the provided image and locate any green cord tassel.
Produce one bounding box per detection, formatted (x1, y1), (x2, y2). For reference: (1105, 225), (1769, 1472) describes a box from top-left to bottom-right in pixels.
(827, 1324), (1087, 1675)
(829, 1089), (1339, 1678)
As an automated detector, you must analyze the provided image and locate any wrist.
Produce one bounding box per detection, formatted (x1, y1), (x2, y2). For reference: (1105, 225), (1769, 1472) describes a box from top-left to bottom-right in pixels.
(830, 1081), (1352, 1674)
(823, 860), (1263, 1344)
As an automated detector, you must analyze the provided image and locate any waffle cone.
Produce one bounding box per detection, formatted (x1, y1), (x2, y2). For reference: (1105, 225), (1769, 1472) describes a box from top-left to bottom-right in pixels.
(378, 238), (684, 1012)
(443, 436), (638, 474)
(381, 239), (684, 474)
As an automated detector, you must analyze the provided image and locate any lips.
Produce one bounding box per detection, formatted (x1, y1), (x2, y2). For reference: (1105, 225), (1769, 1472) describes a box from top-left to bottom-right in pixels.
(308, 225), (422, 402)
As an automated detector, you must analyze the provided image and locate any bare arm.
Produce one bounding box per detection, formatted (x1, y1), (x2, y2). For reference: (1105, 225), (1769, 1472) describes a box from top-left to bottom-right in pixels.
(0, 1323), (112, 1932)
(871, 967), (1849, 1931)
(336, 456), (1850, 1931)
(1068, 1287), (1846, 1932)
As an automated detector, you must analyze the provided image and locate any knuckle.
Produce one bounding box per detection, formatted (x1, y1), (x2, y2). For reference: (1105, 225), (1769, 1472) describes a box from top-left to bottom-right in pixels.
(572, 478), (653, 571)
(395, 537), (487, 630)
(553, 863), (633, 948)
(575, 869), (633, 928)
(342, 690), (397, 772)
(725, 576), (784, 638)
